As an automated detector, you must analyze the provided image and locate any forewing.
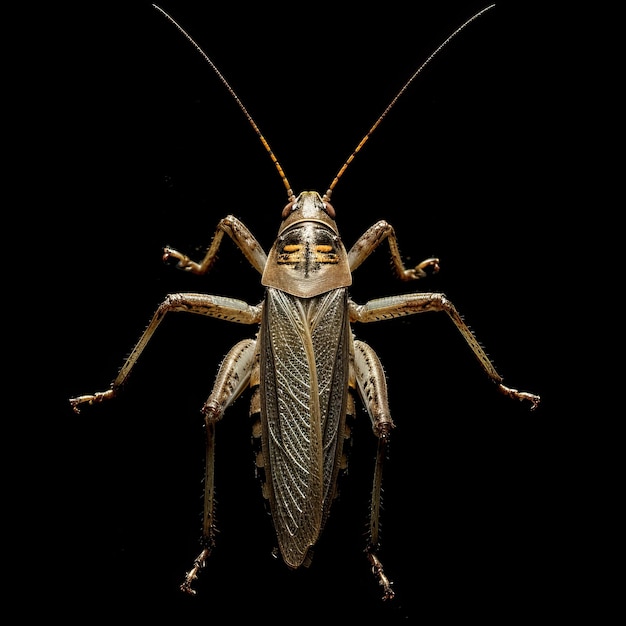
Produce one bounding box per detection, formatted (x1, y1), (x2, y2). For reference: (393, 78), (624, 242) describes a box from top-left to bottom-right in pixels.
(260, 287), (349, 567)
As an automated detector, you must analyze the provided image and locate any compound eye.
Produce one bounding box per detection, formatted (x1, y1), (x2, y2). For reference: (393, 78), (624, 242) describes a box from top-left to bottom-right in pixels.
(282, 201), (295, 219)
(323, 201), (336, 218)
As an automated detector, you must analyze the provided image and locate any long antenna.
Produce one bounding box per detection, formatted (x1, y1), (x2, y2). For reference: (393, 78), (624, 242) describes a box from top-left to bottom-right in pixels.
(153, 4), (494, 205)
(323, 3), (495, 202)
(152, 4), (296, 202)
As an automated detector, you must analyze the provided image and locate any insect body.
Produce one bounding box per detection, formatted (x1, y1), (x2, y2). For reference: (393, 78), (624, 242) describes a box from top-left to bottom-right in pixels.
(70, 3), (539, 601)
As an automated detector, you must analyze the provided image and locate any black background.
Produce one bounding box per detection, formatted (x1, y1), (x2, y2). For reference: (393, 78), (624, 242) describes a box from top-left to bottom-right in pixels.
(21, 1), (574, 622)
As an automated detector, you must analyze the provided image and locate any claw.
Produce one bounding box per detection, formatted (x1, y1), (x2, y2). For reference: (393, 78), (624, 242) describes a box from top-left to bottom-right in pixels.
(180, 547), (212, 596)
(417, 257), (440, 275)
(163, 247), (201, 273)
(366, 547), (395, 601)
(163, 246), (183, 264)
(498, 384), (540, 410)
(406, 257), (440, 280)
(69, 389), (115, 414)
(180, 579), (198, 596)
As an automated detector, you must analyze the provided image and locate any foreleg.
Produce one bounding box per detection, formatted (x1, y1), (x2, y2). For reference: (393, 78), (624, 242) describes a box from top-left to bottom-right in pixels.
(163, 215), (267, 275)
(347, 220), (439, 280)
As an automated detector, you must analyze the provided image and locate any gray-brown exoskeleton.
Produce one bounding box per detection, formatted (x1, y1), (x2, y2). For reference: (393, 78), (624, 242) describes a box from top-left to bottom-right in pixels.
(70, 3), (539, 601)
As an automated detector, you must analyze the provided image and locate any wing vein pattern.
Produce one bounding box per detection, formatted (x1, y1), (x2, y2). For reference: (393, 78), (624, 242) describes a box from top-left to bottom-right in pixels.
(261, 287), (349, 566)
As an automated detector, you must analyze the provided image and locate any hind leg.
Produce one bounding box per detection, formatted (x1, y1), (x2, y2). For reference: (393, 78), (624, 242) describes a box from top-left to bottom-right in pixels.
(353, 339), (395, 601)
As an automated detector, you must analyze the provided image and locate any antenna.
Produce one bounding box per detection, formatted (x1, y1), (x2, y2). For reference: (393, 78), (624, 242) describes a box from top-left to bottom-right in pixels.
(152, 4), (296, 202)
(323, 4), (495, 202)
(152, 4), (495, 205)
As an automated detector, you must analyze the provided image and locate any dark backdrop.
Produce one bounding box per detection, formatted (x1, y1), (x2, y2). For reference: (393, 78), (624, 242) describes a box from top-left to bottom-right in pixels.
(28, 1), (561, 622)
